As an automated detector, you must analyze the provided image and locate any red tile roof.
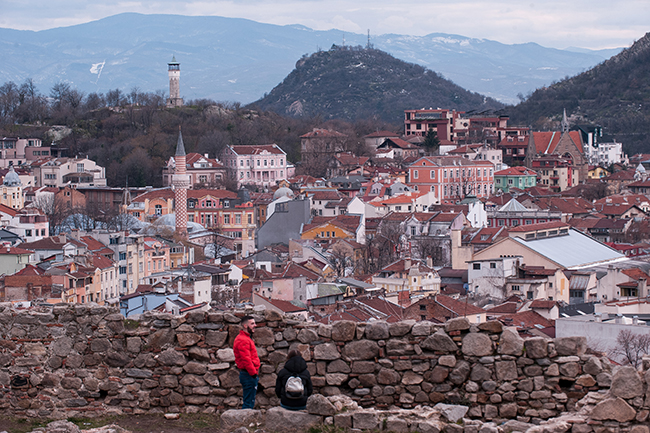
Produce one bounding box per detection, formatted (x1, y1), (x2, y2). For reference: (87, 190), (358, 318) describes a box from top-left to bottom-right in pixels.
(497, 310), (554, 330)
(80, 236), (106, 251)
(264, 298), (307, 313)
(529, 300), (557, 310)
(494, 166), (537, 176)
(0, 246), (33, 255)
(487, 302), (519, 314)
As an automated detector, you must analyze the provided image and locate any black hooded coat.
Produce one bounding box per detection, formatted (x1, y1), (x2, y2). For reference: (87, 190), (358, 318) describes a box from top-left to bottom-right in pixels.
(275, 355), (313, 408)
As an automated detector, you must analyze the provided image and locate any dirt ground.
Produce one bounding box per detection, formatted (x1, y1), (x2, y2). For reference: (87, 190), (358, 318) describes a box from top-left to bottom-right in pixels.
(0, 414), (221, 433)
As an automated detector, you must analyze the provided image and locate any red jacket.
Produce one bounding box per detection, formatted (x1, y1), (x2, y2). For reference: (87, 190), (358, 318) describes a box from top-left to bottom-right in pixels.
(233, 330), (260, 376)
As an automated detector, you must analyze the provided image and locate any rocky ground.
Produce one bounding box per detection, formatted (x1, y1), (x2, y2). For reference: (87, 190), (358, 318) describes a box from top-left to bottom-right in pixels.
(4, 390), (650, 433)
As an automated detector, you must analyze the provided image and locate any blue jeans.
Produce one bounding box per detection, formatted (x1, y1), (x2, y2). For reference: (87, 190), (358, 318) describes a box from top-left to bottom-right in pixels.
(239, 370), (258, 409)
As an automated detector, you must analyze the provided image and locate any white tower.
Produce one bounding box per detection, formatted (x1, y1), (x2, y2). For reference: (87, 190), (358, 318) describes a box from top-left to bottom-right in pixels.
(167, 56), (183, 108)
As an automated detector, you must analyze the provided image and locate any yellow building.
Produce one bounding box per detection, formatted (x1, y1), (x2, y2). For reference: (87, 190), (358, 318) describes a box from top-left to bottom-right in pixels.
(1, 166), (23, 209)
(588, 166), (610, 179)
(301, 215), (361, 245)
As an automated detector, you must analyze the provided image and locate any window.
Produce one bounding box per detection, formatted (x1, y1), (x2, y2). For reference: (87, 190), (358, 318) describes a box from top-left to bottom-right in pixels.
(413, 170), (418, 179)
(473, 263), (481, 270)
(154, 204), (162, 215)
(77, 163), (84, 172)
(430, 170), (435, 179)
(511, 285), (520, 291)
(224, 214), (230, 224)
(419, 305), (426, 311)
(235, 214), (241, 224)
(490, 262), (496, 269)
(527, 291), (534, 300)
(26, 229), (32, 237)
(119, 252), (126, 261)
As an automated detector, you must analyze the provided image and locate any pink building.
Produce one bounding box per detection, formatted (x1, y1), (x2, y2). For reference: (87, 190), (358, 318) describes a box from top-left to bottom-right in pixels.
(221, 144), (290, 187)
(0, 137), (47, 168)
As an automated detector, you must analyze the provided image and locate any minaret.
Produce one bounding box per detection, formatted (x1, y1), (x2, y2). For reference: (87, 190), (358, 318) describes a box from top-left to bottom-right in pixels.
(561, 108), (569, 133)
(172, 129), (190, 238)
(166, 56), (183, 108)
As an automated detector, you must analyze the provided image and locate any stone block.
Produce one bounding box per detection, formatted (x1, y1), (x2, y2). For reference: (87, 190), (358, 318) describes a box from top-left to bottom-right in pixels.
(461, 333), (493, 357)
(220, 409), (262, 430)
(331, 320), (356, 341)
(353, 412), (378, 430)
(610, 365), (644, 399)
(524, 337), (547, 358)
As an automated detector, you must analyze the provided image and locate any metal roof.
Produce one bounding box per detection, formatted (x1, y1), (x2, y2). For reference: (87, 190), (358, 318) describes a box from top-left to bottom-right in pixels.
(512, 229), (626, 269)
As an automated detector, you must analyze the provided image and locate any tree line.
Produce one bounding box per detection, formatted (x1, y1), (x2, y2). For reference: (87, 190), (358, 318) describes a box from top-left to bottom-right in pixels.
(0, 79), (399, 188)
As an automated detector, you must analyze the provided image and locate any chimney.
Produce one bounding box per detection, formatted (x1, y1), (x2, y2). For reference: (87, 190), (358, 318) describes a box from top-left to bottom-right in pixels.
(426, 256), (433, 268)
(204, 153), (209, 158)
(405, 259), (411, 269)
(639, 278), (646, 298)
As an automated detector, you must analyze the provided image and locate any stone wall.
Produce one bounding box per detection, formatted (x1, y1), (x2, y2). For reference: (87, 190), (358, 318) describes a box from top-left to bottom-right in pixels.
(0, 303), (639, 424)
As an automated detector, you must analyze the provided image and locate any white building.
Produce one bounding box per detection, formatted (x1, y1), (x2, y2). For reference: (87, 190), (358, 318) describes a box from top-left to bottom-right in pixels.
(32, 157), (107, 188)
(221, 144), (292, 187)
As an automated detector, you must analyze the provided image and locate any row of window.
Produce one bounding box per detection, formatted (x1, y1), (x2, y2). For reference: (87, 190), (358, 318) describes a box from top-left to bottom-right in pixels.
(412, 167), (493, 180)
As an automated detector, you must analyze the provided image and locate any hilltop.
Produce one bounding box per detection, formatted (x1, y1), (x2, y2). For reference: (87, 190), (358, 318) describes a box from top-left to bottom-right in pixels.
(251, 46), (504, 123)
(507, 32), (650, 152)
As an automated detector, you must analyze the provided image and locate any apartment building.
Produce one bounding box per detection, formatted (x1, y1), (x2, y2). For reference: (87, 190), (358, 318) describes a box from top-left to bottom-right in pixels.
(408, 156), (494, 203)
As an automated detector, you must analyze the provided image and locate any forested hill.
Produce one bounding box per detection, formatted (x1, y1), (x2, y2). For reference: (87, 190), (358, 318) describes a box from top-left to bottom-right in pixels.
(506, 32), (650, 153)
(251, 46), (504, 123)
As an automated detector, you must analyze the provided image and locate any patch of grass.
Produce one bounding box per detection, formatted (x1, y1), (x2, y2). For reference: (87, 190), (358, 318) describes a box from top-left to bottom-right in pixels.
(124, 319), (141, 330)
(6, 418), (50, 433)
(190, 415), (219, 429)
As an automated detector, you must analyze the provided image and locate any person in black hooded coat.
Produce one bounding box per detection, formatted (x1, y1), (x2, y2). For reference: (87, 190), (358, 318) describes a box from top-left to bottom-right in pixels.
(275, 349), (313, 410)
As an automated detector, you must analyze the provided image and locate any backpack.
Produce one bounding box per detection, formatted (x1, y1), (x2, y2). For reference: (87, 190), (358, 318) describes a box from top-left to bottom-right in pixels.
(285, 375), (304, 399)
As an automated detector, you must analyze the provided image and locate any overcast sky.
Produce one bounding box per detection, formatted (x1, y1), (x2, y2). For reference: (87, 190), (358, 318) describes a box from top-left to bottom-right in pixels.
(1, 0), (648, 50)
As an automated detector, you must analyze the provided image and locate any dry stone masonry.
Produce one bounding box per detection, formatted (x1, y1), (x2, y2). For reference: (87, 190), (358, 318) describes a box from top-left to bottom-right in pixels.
(0, 303), (648, 432)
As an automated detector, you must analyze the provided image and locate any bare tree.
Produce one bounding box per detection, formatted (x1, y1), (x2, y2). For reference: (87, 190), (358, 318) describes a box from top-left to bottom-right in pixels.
(412, 236), (446, 265)
(609, 329), (650, 368)
(32, 194), (70, 235)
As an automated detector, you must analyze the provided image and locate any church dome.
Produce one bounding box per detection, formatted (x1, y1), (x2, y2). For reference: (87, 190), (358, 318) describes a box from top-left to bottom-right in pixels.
(273, 186), (294, 200)
(3, 167), (21, 187)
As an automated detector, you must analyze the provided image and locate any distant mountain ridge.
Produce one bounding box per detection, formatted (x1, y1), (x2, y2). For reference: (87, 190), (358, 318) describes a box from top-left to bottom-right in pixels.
(251, 46), (504, 122)
(0, 13), (621, 105)
(506, 32), (650, 152)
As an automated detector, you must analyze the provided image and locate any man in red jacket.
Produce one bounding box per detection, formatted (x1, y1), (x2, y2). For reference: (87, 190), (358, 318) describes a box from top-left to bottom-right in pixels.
(233, 315), (260, 409)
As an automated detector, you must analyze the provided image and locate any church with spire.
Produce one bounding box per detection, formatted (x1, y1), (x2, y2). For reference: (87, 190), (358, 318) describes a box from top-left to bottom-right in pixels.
(524, 109), (588, 191)
(172, 129), (190, 238)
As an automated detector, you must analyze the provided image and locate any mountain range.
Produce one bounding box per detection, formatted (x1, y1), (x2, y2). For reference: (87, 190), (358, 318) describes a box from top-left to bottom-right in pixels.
(0, 13), (622, 105)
